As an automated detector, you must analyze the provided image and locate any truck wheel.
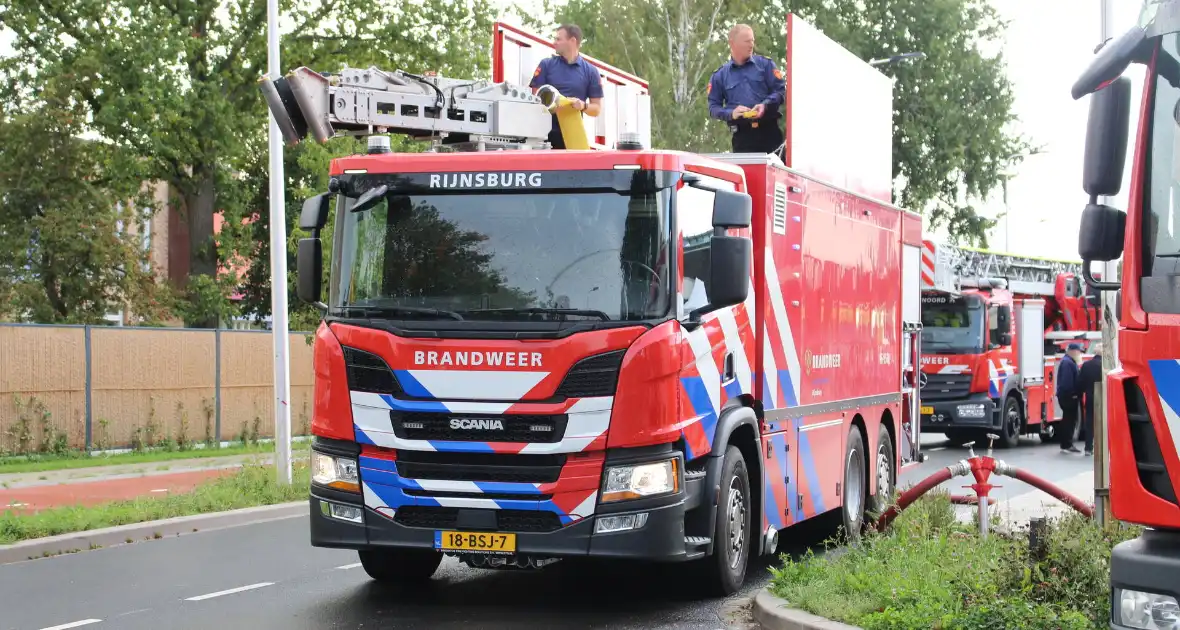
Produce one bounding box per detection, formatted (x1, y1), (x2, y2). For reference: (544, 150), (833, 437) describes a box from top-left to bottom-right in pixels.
(703, 444), (751, 597)
(870, 423), (895, 518)
(998, 396), (1023, 449)
(358, 548), (442, 584)
(841, 428), (867, 541)
(1037, 423), (1056, 443)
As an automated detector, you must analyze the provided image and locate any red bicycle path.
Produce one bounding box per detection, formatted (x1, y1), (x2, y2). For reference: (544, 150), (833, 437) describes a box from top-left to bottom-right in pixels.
(0, 468), (237, 515)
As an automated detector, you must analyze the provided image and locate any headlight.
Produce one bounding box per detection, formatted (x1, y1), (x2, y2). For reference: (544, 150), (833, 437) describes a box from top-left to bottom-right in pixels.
(601, 458), (679, 503)
(312, 451), (360, 493)
(957, 403), (986, 418)
(1117, 588), (1180, 630)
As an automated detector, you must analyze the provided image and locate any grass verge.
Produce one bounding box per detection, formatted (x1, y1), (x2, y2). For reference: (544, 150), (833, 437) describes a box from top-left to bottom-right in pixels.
(0, 441), (311, 475)
(770, 491), (1143, 629)
(0, 463), (310, 545)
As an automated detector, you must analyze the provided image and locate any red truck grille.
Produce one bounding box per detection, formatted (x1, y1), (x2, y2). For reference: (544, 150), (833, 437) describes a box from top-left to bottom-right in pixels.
(921, 373), (972, 401)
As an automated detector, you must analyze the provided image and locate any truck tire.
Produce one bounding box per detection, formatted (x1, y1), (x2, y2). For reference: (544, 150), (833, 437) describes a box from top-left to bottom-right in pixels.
(358, 548), (443, 584)
(841, 427), (867, 541)
(702, 444), (752, 597)
(870, 423), (895, 518)
(998, 395), (1023, 449)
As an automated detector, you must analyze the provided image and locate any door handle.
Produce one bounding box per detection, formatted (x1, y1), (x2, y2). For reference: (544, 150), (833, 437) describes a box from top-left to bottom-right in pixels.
(722, 352), (736, 383)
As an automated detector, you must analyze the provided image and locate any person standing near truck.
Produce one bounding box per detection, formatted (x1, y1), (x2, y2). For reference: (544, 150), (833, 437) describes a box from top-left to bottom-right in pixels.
(529, 23), (604, 149)
(1057, 343), (1085, 453)
(707, 24), (787, 158)
(1078, 342), (1103, 456)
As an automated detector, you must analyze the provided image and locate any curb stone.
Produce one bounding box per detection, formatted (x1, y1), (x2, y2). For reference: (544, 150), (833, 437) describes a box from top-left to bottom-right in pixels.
(752, 588), (862, 630)
(0, 501), (306, 565)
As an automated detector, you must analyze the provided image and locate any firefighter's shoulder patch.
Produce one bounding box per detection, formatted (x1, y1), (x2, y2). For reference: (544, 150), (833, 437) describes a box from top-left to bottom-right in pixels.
(533, 66), (541, 77)
(706, 81), (712, 94)
(774, 68), (784, 80)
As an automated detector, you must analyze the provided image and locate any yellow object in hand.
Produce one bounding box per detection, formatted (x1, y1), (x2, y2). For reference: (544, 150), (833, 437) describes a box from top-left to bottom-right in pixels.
(741, 109), (760, 119)
(536, 84), (591, 150)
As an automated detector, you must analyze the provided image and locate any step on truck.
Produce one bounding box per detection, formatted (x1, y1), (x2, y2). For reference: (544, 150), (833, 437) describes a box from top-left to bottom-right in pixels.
(1071, 2), (1180, 627)
(918, 240), (1102, 448)
(259, 16), (924, 594)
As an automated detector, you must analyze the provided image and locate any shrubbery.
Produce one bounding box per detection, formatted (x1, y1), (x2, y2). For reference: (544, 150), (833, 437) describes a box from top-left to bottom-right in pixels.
(769, 491), (1143, 629)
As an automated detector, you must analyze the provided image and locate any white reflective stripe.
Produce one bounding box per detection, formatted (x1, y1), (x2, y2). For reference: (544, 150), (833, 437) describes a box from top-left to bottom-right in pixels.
(765, 256), (801, 403)
(405, 370), (549, 401)
(716, 307), (753, 393)
(685, 325), (722, 414)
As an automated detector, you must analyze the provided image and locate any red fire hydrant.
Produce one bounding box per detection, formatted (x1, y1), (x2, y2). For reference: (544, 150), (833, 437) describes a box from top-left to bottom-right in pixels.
(964, 434), (1002, 538)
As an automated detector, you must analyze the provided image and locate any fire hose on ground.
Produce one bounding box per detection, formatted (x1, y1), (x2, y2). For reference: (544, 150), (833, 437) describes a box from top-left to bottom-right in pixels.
(876, 433), (1095, 537)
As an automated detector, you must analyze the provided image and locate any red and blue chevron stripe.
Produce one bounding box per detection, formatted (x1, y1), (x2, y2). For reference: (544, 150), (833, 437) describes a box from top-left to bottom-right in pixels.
(358, 446), (601, 526)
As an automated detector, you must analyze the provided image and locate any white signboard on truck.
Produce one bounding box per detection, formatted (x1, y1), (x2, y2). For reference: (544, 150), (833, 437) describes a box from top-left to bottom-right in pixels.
(785, 14), (894, 203)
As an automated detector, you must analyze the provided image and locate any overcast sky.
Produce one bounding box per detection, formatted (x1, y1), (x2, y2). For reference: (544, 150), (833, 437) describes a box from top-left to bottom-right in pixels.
(0, 1), (1147, 262)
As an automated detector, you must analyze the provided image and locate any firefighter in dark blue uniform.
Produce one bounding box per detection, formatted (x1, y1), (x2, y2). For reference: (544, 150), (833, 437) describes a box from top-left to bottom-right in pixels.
(529, 24), (604, 149)
(707, 24), (787, 157)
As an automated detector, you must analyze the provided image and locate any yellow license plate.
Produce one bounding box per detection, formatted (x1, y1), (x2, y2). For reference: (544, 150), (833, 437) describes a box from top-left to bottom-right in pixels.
(435, 530), (516, 553)
(920, 406), (934, 415)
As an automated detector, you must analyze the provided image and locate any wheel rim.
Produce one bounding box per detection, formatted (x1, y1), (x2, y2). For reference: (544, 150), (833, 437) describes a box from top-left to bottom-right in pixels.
(845, 448), (864, 521)
(876, 446), (891, 505)
(727, 476), (746, 570)
(1005, 401), (1020, 439)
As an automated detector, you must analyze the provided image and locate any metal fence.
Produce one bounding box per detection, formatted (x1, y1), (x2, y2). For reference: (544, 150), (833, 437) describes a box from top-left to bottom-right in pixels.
(0, 323), (316, 453)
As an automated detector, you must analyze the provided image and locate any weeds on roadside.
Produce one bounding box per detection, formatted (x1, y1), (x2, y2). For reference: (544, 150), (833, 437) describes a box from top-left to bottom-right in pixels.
(770, 491), (1142, 629)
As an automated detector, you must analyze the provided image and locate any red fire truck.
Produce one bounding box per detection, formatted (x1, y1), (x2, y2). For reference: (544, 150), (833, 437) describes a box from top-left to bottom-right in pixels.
(260, 18), (924, 594)
(918, 240), (1101, 448)
(1070, 2), (1180, 625)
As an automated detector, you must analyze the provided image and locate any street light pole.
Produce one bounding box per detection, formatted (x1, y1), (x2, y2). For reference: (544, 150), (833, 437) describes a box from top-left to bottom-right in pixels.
(1094, 0), (1117, 527)
(267, 0), (292, 485)
(1002, 177), (1010, 252)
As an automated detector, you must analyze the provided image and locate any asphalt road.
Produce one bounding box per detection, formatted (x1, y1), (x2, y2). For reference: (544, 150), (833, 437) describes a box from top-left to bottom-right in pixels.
(3, 434), (1092, 630)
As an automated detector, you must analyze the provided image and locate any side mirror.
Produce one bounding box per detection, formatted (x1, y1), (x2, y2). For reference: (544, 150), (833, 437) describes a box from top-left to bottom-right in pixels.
(712, 189), (752, 229)
(296, 238), (323, 304)
(692, 235), (751, 318)
(1070, 26), (1146, 100)
(998, 332), (1013, 347)
(997, 305), (1012, 331)
(300, 192), (332, 231)
(352, 185), (389, 214)
(1079, 205), (1126, 291)
(1083, 76), (1132, 197)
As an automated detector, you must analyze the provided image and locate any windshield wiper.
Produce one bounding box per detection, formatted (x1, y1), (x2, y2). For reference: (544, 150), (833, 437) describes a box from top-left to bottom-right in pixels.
(465, 307), (611, 321)
(335, 305), (465, 320)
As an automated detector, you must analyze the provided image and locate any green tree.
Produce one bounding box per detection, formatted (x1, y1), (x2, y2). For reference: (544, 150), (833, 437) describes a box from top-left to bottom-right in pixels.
(0, 89), (175, 324)
(0, 0), (496, 326)
(527, 0), (1030, 244)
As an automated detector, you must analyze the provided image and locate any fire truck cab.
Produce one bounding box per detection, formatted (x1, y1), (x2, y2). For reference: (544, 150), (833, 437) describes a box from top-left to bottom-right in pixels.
(918, 240), (1100, 448)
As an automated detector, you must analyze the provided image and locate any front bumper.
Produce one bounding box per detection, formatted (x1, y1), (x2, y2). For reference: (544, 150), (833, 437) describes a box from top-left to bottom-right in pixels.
(919, 394), (997, 432)
(1110, 529), (1180, 629)
(310, 457), (704, 563)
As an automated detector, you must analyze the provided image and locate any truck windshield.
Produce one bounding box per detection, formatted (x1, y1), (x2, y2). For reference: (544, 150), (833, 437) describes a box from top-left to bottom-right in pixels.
(920, 295), (985, 355)
(329, 188), (673, 324)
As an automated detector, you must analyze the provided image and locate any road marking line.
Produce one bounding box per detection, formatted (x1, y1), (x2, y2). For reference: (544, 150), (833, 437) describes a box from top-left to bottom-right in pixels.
(336, 562), (363, 570)
(185, 582), (274, 601)
(40, 620), (102, 630)
(928, 446), (946, 452)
